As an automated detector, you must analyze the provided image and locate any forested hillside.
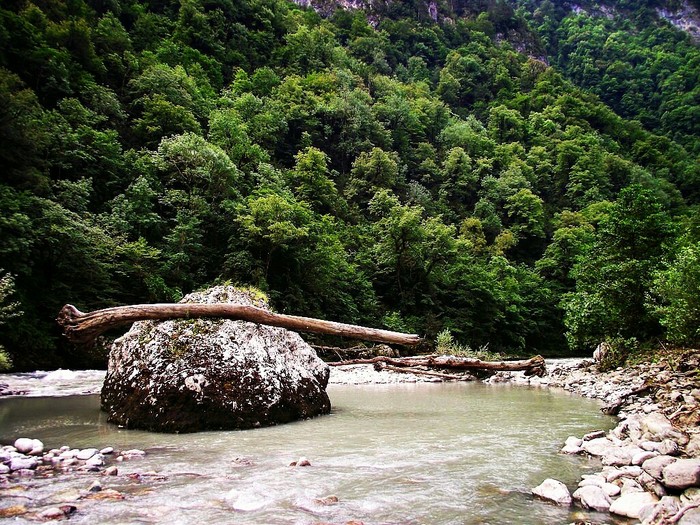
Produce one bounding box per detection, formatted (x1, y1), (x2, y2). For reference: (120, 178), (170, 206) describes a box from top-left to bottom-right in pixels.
(0, 0), (698, 370)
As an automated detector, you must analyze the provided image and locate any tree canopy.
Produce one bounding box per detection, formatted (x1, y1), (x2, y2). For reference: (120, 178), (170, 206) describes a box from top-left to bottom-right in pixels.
(0, 0), (698, 369)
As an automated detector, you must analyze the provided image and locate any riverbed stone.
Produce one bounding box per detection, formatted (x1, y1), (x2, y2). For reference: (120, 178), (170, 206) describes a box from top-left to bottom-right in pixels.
(76, 448), (98, 460)
(662, 459), (700, 490)
(9, 457), (37, 471)
(643, 455), (678, 480)
(641, 413), (688, 445)
(583, 437), (614, 456)
(572, 485), (612, 511)
(610, 491), (659, 519)
(634, 450), (659, 465)
(101, 286), (331, 433)
(13, 438), (42, 455)
(532, 478), (572, 505)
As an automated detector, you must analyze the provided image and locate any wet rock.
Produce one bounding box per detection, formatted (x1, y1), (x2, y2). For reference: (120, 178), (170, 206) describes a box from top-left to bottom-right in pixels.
(583, 437), (614, 456)
(14, 438), (42, 455)
(84, 489), (125, 500)
(0, 464), (8, 474)
(100, 447), (114, 455)
(85, 454), (104, 467)
(532, 478), (572, 505)
(643, 455), (678, 480)
(10, 457), (37, 471)
(121, 449), (146, 459)
(609, 491), (659, 519)
(76, 448), (98, 460)
(0, 505), (27, 518)
(662, 459), (700, 490)
(572, 485), (612, 511)
(104, 466), (118, 476)
(101, 286), (331, 433)
(562, 436), (584, 454)
(36, 505), (76, 520)
(290, 457), (311, 467)
(88, 480), (102, 493)
(583, 430), (607, 441)
(314, 495), (339, 505)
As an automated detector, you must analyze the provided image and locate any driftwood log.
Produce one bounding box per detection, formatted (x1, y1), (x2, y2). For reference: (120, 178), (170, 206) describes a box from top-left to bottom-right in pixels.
(328, 354), (547, 377)
(57, 303), (423, 346)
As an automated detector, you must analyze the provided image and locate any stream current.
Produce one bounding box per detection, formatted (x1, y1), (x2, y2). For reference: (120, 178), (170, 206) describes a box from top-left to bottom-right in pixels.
(0, 374), (615, 524)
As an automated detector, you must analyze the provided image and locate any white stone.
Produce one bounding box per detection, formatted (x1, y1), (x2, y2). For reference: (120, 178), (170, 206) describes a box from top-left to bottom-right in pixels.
(643, 455), (678, 480)
(85, 454), (104, 467)
(565, 436), (583, 448)
(572, 485), (612, 512)
(532, 478), (572, 505)
(100, 447), (114, 455)
(663, 459), (700, 490)
(13, 438), (34, 454)
(633, 450), (659, 465)
(578, 475), (605, 488)
(76, 448), (98, 460)
(603, 483), (621, 497)
(641, 413), (688, 445)
(609, 491), (659, 519)
(583, 437), (614, 456)
(10, 457), (38, 471)
(561, 444), (583, 454)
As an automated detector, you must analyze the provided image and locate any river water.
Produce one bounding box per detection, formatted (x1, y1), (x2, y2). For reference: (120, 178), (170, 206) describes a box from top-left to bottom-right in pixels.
(0, 374), (616, 525)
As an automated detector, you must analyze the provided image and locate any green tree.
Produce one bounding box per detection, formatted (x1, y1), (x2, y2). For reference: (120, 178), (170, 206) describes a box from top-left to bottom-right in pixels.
(0, 270), (22, 370)
(650, 242), (700, 346)
(563, 185), (675, 351)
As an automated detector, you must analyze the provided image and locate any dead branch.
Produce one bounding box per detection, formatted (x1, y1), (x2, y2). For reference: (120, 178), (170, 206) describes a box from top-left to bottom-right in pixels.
(57, 303), (423, 347)
(328, 354), (546, 377)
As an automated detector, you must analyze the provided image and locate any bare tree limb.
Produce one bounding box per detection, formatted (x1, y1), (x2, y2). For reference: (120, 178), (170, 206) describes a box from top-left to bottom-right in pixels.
(328, 354), (547, 377)
(57, 303), (423, 346)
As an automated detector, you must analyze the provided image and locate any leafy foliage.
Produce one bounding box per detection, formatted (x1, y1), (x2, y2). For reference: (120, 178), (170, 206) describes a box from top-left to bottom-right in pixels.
(0, 0), (697, 369)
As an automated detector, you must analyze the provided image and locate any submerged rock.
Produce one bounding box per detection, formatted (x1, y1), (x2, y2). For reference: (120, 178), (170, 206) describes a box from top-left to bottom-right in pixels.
(101, 286), (331, 432)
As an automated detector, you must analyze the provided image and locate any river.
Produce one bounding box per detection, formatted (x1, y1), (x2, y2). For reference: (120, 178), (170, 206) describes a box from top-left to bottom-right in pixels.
(0, 372), (616, 524)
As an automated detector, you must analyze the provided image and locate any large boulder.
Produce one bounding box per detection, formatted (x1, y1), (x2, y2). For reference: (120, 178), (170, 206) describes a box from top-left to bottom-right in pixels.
(101, 286), (331, 432)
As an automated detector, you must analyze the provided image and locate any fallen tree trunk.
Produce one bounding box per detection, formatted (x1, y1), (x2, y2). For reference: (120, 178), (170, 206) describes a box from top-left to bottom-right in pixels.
(328, 354), (547, 377)
(57, 303), (423, 347)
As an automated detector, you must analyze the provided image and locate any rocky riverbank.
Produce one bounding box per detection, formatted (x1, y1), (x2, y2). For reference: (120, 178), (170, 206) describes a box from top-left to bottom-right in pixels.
(0, 438), (148, 520)
(497, 353), (700, 525)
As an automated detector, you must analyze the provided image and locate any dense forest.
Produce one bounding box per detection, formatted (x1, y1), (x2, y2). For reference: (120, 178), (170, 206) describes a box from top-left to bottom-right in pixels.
(0, 0), (698, 370)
